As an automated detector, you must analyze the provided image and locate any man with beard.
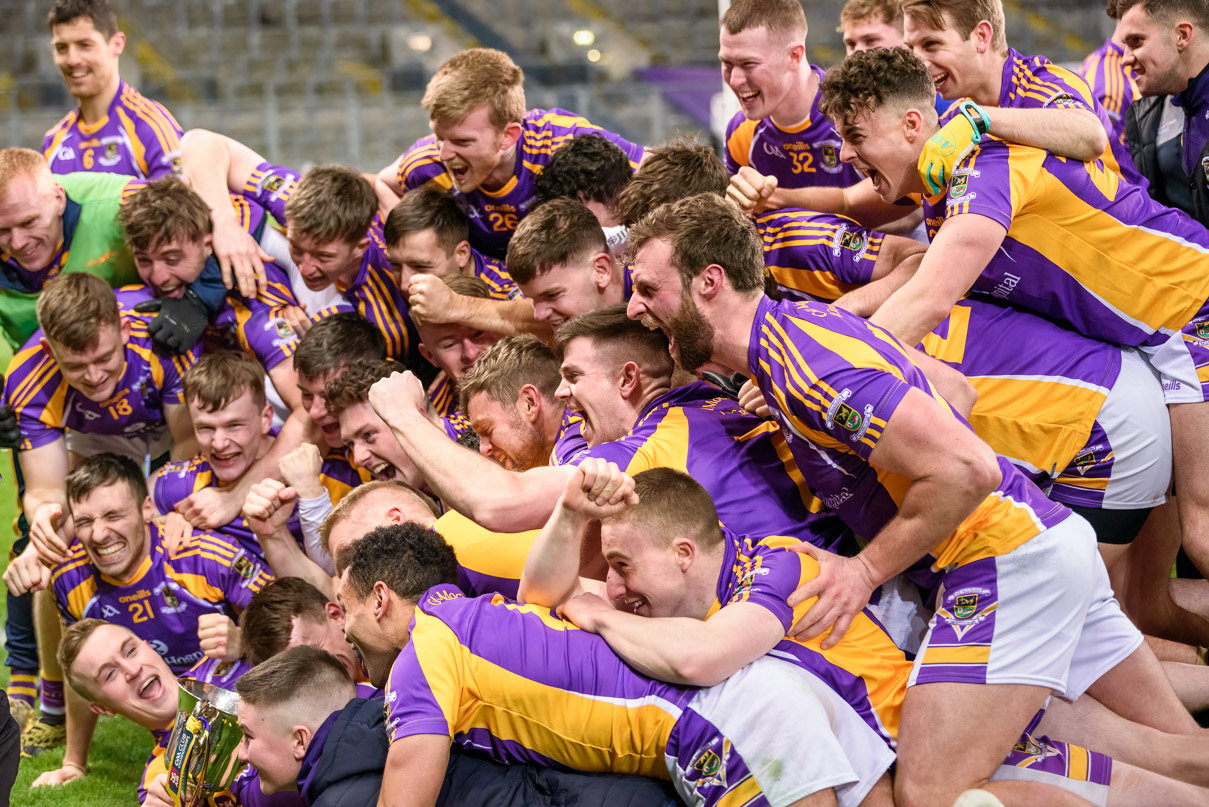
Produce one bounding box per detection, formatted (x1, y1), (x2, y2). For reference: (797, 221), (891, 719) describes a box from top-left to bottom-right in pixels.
(374, 48), (643, 260)
(624, 191), (1203, 807)
(365, 306), (850, 553)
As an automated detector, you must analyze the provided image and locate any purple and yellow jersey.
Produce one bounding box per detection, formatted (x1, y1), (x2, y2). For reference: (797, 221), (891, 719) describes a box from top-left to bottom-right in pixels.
(395, 109), (644, 260)
(471, 250), (523, 300)
(241, 162), (422, 365)
(384, 584), (693, 777)
(4, 286), (197, 452)
(964, 47), (1143, 186)
(1082, 39), (1137, 158)
(43, 81), (183, 180)
(710, 528), (908, 747)
(141, 658), (303, 807)
(754, 208), (882, 302)
(921, 297), (1119, 490)
(427, 372), (456, 418)
(433, 511), (537, 599)
(924, 138), (1209, 350)
(152, 452), (304, 559)
(321, 445), (370, 506)
(725, 67), (863, 190)
(550, 409), (589, 466)
(50, 522), (268, 673)
(442, 411), (474, 443)
(555, 380), (847, 550)
(750, 296), (1070, 570)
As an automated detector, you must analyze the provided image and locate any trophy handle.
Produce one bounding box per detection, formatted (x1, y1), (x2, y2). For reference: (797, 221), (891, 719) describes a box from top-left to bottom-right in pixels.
(166, 711), (213, 807)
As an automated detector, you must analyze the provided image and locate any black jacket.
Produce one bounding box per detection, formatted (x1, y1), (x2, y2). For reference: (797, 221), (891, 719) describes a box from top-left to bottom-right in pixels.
(298, 698), (387, 807)
(1128, 92), (1209, 224)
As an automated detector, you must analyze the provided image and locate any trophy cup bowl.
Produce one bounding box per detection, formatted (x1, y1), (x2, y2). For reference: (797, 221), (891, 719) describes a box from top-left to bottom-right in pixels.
(165, 679), (245, 807)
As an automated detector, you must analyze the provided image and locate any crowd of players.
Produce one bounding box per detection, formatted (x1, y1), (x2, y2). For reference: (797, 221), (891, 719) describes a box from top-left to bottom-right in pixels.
(4, 0), (1209, 805)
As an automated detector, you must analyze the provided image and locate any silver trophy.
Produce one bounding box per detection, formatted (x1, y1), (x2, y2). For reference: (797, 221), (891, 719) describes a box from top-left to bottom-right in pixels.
(165, 679), (244, 807)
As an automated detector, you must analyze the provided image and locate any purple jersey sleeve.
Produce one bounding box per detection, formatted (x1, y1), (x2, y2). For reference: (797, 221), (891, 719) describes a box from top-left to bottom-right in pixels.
(241, 162), (301, 224)
(4, 339), (66, 451)
(943, 141), (1018, 231)
(396, 135), (453, 192)
(759, 210), (883, 300)
(173, 532), (271, 611)
(794, 361), (914, 465)
(152, 459), (206, 515)
(726, 535), (815, 632)
(384, 607), (459, 743)
(724, 113), (744, 174)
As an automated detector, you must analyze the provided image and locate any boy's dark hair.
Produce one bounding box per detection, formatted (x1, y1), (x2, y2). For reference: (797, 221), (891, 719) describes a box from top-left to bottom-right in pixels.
(1115, 0), (1209, 26)
(615, 137), (730, 227)
(382, 186), (470, 254)
(293, 313), (388, 382)
(66, 453), (148, 508)
(240, 578), (332, 666)
(819, 46), (937, 128)
(342, 522), (459, 602)
(534, 134), (634, 212)
(324, 359), (397, 416)
(505, 197), (608, 285)
(49, 0), (118, 38)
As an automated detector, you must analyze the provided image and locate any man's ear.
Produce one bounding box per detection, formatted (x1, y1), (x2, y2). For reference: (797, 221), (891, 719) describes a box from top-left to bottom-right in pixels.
(972, 20), (994, 54)
(53, 183), (67, 218)
(109, 31), (127, 57)
(591, 253), (615, 292)
(786, 42), (805, 68)
(89, 703), (116, 718)
(260, 403), (274, 435)
(618, 361), (641, 399)
(698, 264), (725, 301)
(120, 317), (133, 346)
(141, 495), (155, 525)
(355, 237), (372, 258)
(518, 384), (543, 424)
(325, 600), (345, 622)
(499, 122), (524, 152)
(372, 581), (392, 623)
(418, 342), (434, 365)
(672, 536), (697, 571)
(453, 241), (473, 272)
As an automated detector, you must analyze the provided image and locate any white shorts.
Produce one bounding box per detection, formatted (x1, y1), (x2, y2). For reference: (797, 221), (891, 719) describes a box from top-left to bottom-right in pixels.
(65, 426), (172, 469)
(667, 656), (894, 807)
(909, 514), (1142, 697)
(1049, 347), (1171, 510)
(1141, 317), (1209, 405)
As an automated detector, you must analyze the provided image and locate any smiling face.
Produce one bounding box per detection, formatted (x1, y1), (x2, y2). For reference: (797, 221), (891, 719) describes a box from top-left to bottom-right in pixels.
(517, 255), (618, 329)
(432, 105), (513, 192)
(601, 520), (702, 620)
(236, 701), (303, 794)
(72, 481), (152, 582)
(834, 105), (926, 203)
(719, 25), (802, 121)
(288, 606), (364, 685)
(287, 231), (363, 292)
(336, 572), (409, 689)
(465, 391), (550, 471)
(133, 236), (211, 298)
(44, 320), (129, 403)
(71, 624), (177, 729)
(0, 173), (67, 271)
(843, 17), (904, 54)
(904, 14), (983, 99)
(339, 402), (427, 489)
(51, 16), (123, 102)
(1120, 5), (1190, 97)
(189, 390), (274, 483)
(418, 322), (498, 383)
(555, 338), (636, 447)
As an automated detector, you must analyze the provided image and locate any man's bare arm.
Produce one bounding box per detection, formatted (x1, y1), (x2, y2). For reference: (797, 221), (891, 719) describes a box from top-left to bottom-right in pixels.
(869, 213), (1007, 346)
(378, 735), (450, 807)
(988, 106), (1108, 163)
(834, 239), (926, 318)
(407, 275), (551, 339)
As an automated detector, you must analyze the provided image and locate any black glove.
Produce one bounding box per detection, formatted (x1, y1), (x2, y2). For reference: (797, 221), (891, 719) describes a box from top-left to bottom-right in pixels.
(0, 374), (19, 450)
(134, 293), (209, 354)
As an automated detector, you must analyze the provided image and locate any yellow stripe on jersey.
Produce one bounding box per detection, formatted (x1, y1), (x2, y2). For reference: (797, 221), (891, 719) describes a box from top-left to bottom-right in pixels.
(63, 578), (97, 621)
(1002, 146), (1209, 333)
(433, 511), (536, 583)
(713, 775), (764, 807)
(622, 407), (691, 476)
(921, 644), (992, 666)
(127, 344), (167, 390)
(962, 375), (1105, 481)
(115, 107), (151, 177)
(727, 119), (757, 169)
(414, 614), (678, 778)
(766, 265), (858, 301)
(1051, 474), (1111, 491)
(122, 87), (181, 155)
(43, 113), (75, 162)
(164, 569), (225, 604)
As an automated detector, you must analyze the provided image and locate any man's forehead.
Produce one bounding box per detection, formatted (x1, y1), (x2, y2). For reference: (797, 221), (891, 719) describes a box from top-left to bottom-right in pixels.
(77, 626), (135, 672)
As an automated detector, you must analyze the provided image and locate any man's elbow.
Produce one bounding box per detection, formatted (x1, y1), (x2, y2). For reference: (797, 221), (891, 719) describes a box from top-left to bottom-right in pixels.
(957, 448), (1001, 502)
(670, 653), (741, 687)
(1077, 120), (1110, 161)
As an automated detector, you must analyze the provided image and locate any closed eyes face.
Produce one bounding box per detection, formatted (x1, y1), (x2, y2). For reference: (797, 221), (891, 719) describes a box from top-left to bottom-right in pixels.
(73, 625), (177, 729)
